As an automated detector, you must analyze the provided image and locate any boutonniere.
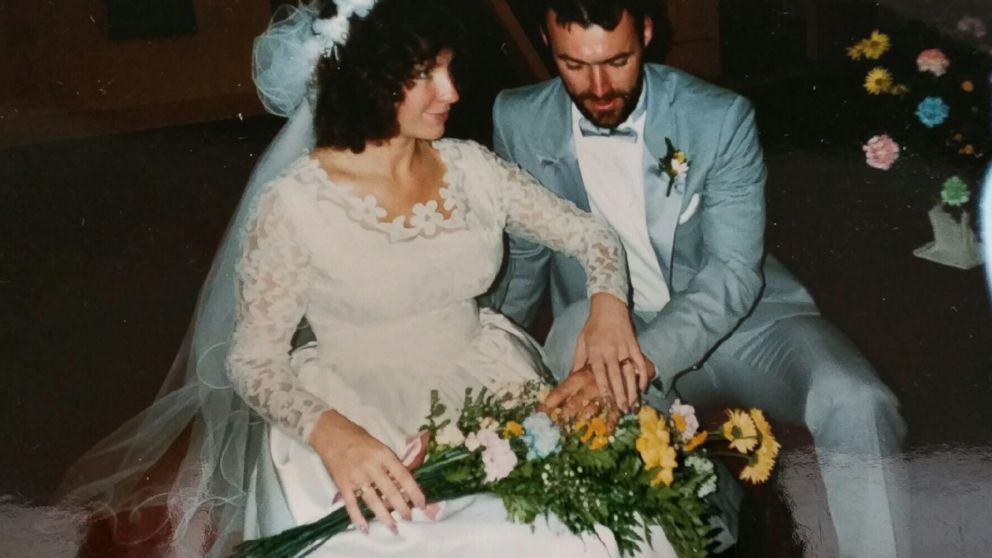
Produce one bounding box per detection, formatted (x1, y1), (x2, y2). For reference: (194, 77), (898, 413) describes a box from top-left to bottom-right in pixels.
(659, 138), (690, 197)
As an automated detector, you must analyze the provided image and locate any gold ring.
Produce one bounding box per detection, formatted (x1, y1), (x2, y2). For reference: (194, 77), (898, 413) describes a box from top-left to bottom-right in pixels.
(355, 484), (373, 498)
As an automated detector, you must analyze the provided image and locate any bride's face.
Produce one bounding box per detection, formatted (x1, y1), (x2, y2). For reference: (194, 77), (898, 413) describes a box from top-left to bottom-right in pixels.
(395, 49), (460, 140)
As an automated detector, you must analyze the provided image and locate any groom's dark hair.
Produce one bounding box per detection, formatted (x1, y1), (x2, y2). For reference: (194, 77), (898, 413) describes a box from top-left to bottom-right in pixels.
(540, 0), (649, 37)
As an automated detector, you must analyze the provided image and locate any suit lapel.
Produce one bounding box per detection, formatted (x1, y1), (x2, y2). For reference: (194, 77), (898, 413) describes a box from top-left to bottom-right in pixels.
(534, 81), (590, 212)
(641, 67), (684, 281)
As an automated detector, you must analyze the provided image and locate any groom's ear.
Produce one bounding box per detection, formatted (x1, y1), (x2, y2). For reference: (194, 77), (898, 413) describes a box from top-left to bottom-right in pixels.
(643, 16), (654, 48)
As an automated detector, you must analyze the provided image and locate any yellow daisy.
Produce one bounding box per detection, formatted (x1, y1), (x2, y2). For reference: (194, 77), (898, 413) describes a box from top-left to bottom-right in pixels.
(846, 41), (866, 60)
(721, 410), (758, 454)
(504, 420), (524, 438)
(749, 408), (781, 460)
(740, 444), (777, 484)
(862, 30), (891, 59)
(864, 67), (894, 95)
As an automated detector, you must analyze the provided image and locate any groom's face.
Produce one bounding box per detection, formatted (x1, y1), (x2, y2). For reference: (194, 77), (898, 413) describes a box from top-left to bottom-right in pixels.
(543, 10), (652, 128)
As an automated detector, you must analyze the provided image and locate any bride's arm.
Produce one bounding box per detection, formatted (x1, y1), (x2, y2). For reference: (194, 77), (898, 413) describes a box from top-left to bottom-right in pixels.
(227, 183), (424, 531)
(226, 184), (327, 443)
(479, 146), (652, 411)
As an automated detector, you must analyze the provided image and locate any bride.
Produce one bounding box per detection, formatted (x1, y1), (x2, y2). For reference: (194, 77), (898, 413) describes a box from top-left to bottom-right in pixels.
(58, 1), (673, 556)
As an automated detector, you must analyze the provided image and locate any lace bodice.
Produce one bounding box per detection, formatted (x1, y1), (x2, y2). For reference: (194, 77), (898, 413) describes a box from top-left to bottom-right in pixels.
(226, 139), (628, 444)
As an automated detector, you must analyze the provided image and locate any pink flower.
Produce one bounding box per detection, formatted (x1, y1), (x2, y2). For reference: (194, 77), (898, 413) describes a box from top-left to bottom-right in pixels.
(669, 399), (700, 442)
(957, 16), (987, 39)
(863, 134), (901, 170)
(916, 49), (950, 76)
(478, 430), (517, 482)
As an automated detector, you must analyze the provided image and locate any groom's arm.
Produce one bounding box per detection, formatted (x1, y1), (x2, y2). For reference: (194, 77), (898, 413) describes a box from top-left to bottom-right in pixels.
(639, 97), (766, 393)
(484, 93), (552, 330)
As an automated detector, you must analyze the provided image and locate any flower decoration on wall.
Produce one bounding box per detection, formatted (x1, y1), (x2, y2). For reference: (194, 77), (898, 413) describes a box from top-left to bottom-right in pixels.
(863, 134), (901, 170)
(915, 96), (950, 128)
(847, 30), (892, 60)
(847, 28), (989, 169)
(940, 176), (971, 208)
(956, 16), (987, 40)
(916, 48), (951, 76)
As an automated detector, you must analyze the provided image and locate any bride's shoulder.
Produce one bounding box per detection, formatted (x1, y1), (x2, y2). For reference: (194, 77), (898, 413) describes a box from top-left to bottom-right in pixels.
(435, 138), (504, 169)
(263, 155), (326, 196)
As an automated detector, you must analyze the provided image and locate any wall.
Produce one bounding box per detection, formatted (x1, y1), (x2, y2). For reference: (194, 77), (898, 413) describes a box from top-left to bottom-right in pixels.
(0, 0), (272, 147)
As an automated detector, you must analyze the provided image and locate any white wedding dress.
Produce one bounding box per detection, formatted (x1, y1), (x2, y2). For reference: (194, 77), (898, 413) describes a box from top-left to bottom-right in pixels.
(227, 138), (677, 558)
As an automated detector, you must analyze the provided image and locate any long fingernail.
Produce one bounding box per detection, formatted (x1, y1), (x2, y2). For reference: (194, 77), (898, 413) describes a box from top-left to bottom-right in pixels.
(359, 524), (369, 535)
(390, 524), (399, 535)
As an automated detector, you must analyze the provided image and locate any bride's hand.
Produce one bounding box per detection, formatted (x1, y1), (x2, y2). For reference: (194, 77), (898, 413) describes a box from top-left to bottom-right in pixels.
(571, 293), (650, 413)
(309, 410), (427, 534)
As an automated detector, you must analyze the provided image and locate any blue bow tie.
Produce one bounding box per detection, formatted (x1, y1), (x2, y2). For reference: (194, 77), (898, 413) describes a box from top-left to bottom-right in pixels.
(577, 117), (638, 142)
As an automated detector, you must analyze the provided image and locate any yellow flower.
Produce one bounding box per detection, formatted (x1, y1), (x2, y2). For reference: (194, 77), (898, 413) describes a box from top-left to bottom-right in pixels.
(684, 431), (708, 452)
(740, 443), (777, 484)
(749, 409), (781, 461)
(888, 83), (909, 96)
(864, 67), (894, 95)
(674, 151), (686, 163)
(504, 420), (523, 438)
(637, 405), (661, 429)
(650, 457), (677, 487)
(846, 41), (866, 60)
(635, 409), (678, 486)
(576, 417), (609, 450)
(721, 410), (758, 454)
(672, 413), (687, 434)
(862, 30), (891, 59)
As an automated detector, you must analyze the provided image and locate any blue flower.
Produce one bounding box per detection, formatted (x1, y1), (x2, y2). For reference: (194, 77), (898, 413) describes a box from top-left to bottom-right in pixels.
(915, 96), (950, 128)
(522, 413), (561, 460)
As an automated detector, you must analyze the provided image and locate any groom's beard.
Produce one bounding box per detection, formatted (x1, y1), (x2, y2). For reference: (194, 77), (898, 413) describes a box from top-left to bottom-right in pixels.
(570, 72), (644, 128)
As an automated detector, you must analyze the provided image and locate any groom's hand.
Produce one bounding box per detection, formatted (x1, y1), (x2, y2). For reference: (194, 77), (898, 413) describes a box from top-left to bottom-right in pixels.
(541, 357), (656, 420)
(573, 293), (651, 412)
(540, 367), (620, 423)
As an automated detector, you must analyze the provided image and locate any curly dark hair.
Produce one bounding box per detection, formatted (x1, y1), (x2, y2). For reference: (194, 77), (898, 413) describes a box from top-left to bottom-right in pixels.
(313, 0), (466, 153)
(539, 0), (649, 36)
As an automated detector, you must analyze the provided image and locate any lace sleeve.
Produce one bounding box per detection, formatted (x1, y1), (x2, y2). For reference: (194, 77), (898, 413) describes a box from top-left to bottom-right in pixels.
(482, 146), (629, 303)
(226, 184), (330, 444)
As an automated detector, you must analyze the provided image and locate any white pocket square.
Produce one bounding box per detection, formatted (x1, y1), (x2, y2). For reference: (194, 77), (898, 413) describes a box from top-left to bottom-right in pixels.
(678, 193), (701, 224)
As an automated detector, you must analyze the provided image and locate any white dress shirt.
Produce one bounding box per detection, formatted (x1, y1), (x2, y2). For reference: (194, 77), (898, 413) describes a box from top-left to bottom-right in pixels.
(571, 100), (671, 312)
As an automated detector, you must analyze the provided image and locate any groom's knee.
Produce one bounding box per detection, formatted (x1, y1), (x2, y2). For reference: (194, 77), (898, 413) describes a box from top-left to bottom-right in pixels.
(542, 299), (590, 382)
(807, 364), (906, 454)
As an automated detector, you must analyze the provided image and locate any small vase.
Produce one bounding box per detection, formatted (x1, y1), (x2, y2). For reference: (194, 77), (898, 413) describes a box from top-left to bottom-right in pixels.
(913, 204), (984, 269)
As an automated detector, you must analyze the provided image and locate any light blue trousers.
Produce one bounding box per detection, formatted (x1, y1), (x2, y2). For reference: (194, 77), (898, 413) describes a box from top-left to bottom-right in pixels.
(544, 300), (910, 558)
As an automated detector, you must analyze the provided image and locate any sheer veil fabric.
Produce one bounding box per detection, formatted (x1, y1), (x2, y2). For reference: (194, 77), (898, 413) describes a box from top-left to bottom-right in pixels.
(55, 4), (321, 556)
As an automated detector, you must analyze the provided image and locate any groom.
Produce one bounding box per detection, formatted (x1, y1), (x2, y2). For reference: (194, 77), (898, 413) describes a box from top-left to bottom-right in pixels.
(486, 1), (908, 556)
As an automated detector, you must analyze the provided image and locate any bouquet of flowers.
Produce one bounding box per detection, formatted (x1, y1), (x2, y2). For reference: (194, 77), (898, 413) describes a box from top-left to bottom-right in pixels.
(231, 381), (779, 558)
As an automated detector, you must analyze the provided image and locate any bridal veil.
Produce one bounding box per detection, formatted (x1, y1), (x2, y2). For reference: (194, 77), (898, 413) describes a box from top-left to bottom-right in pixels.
(56, 3), (322, 555)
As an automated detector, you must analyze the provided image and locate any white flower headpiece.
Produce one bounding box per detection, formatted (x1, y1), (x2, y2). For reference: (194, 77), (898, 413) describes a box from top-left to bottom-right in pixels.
(305, 0), (378, 61)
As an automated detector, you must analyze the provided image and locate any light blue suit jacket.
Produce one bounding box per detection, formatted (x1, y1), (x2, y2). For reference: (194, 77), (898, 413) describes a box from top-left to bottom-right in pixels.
(489, 64), (817, 391)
